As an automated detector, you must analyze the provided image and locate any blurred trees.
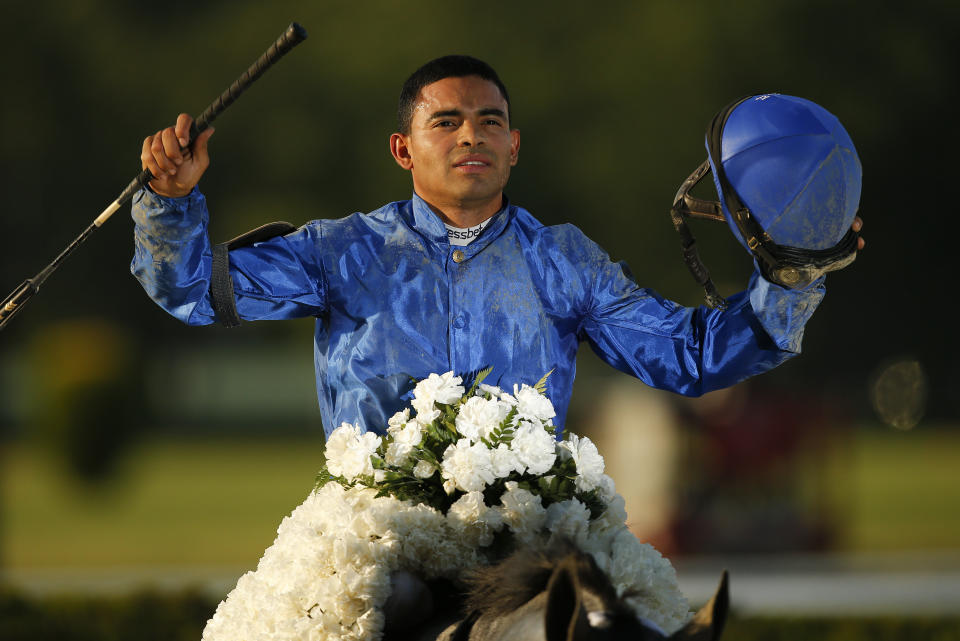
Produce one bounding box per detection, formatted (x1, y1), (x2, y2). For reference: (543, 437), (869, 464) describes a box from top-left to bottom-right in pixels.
(0, 0), (957, 429)
(24, 319), (142, 482)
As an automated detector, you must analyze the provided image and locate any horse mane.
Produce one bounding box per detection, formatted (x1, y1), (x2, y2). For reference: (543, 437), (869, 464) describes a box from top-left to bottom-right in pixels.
(461, 538), (623, 618)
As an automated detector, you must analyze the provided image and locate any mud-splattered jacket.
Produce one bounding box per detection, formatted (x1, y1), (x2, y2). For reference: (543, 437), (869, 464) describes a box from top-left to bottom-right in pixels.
(131, 188), (824, 437)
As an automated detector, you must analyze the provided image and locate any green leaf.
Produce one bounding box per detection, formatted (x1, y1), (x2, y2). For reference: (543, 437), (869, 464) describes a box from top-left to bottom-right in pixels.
(500, 407), (518, 431)
(417, 446), (439, 464)
(534, 369), (554, 394)
(576, 489), (608, 520)
(314, 471), (332, 490)
(466, 366), (494, 397)
(315, 469), (352, 492)
(487, 423), (515, 447)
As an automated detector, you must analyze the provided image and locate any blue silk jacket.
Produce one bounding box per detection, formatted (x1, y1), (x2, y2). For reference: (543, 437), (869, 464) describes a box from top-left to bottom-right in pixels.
(131, 188), (825, 437)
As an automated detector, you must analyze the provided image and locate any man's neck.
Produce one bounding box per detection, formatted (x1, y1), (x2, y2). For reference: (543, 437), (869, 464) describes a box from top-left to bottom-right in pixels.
(418, 193), (504, 228)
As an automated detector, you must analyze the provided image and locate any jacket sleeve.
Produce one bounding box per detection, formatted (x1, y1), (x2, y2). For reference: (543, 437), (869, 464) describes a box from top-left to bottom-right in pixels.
(578, 242), (824, 397)
(131, 187), (327, 325)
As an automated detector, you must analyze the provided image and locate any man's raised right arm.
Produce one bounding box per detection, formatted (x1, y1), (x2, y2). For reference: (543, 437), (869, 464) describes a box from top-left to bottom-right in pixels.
(131, 114), (326, 325)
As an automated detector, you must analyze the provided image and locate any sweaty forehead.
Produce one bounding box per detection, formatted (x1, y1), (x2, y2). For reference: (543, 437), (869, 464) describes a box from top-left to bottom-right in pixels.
(413, 76), (508, 120)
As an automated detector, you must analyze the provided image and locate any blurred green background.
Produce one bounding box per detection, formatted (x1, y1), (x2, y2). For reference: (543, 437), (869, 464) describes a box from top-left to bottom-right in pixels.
(1, 0), (958, 636)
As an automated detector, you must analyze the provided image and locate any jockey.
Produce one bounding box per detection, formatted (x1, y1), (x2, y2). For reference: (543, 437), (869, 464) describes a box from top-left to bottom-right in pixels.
(132, 56), (864, 439)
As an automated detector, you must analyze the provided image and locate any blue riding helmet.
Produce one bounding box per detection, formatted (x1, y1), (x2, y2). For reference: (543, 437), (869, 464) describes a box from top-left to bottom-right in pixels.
(671, 94), (862, 309)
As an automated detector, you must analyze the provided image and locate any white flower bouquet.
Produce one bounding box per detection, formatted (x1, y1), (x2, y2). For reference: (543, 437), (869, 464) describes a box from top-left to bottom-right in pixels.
(201, 370), (691, 641)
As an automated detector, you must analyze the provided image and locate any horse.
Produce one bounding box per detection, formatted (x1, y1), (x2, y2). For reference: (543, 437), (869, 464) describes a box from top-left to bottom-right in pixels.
(383, 539), (728, 641)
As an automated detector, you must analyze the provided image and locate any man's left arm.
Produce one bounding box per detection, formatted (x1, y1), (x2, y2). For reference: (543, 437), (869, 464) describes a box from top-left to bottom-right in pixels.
(580, 257), (823, 397)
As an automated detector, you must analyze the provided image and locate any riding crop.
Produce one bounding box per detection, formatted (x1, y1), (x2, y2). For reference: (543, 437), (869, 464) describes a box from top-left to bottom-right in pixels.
(0, 22), (308, 331)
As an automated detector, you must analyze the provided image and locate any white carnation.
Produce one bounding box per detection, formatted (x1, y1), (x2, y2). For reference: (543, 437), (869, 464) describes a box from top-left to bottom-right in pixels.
(545, 498), (592, 546)
(384, 442), (407, 467)
(513, 383), (556, 423)
(441, 439), (496, 492)
(446, 491), (504, 547)
(607, 528), (691, 634)
(412, 406), (441, 426)
(455, 395), (510, 442)
(384, 421), (423, 466)
(601, 492), (628, 526)
(560, 434), (605, 491)
(413, 459), (436, 479)
(478, 383), (503, 397)
(411, 372), (464, 420)
(325, 423), (381, 481)
(386, 408), (410, 433)
(510, 420), (557, 476)
(489, 443), (524, 478)
(597, 474), (618, 503)
(497, 481), (547, 545)
(201, 484), (497, 641)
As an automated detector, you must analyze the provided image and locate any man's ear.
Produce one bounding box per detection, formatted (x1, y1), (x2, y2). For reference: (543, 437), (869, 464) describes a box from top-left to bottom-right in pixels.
(390, 133), (414, 170)
(509, 129), (520, 166)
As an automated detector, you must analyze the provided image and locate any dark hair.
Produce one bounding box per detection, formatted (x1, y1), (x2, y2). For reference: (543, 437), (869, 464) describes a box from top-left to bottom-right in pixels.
(397, 55), (511, 134)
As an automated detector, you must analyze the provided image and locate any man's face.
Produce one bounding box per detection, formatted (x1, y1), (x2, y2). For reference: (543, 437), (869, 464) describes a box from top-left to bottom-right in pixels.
(390, 75), (520, 217)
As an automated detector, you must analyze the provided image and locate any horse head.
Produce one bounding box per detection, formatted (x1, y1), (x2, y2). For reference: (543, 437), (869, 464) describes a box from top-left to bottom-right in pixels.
(436, 540), (728, 641)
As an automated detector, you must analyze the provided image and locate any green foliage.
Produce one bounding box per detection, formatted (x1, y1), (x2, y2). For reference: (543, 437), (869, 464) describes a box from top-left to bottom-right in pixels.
(465, 366), (494, 397)
(481, 407), (517, 448)
(313, 441), (333, 488)
(533, 369), (554, 395)
(0, 588), (216, 641)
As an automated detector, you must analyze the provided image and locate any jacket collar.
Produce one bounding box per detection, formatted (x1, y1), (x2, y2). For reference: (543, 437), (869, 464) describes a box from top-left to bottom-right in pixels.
(407, 192), (513, 256)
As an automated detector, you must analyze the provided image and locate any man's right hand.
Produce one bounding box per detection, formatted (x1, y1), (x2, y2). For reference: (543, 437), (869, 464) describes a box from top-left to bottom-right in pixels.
(141, 113), (215, 198)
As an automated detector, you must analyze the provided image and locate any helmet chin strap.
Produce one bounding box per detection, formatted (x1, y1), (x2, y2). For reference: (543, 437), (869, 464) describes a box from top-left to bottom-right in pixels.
(670, 159), (729, 310)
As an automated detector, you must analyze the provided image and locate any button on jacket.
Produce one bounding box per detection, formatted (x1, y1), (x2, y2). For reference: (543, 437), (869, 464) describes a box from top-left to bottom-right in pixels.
(132, 188), (825, 437)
